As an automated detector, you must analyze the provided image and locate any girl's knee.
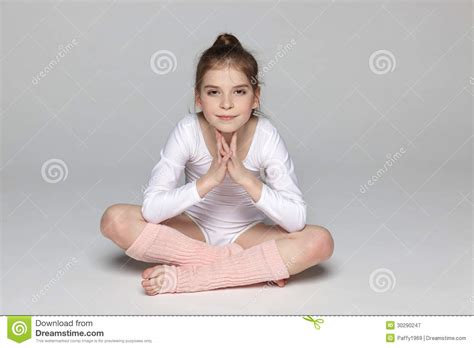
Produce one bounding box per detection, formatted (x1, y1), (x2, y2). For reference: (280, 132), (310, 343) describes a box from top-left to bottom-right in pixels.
(301, 225), (334, 263)
(319, 227), (334, 260)
(100, 204), (129, 239)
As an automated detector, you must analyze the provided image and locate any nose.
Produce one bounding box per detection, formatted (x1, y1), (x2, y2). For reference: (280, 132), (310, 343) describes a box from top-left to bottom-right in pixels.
(220, 93), (234, 110)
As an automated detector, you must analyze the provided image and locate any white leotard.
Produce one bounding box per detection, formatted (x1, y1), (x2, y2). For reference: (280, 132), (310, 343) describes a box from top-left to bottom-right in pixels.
(141, 112), (306, 246)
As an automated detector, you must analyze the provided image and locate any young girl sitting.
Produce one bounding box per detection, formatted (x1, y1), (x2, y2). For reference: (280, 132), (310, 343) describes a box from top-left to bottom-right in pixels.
(100, 33), (334, 295)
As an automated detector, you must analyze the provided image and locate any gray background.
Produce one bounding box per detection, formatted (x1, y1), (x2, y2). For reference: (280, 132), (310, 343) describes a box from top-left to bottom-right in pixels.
(1, 0), (472, 314)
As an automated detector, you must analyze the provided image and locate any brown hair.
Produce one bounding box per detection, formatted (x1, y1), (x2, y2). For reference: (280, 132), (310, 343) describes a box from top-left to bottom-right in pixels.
(194, 33), (263, 115)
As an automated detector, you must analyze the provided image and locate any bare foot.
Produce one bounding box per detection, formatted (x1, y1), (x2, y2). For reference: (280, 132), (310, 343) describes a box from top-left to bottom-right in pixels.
(271, 279), (288, 287)
(141, 265), (167, 296)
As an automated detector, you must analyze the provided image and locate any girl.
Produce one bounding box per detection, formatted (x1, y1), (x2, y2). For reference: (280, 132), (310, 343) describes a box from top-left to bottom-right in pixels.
(100, 33), (334, 295)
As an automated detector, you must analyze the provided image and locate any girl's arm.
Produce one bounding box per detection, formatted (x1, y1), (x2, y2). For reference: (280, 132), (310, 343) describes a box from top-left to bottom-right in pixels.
(249, 127), (307, 232)
(141, 118), (204, 224)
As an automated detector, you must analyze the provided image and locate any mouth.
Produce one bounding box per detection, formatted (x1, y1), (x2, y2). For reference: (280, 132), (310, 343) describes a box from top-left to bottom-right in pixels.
(216, 115), (237, 121)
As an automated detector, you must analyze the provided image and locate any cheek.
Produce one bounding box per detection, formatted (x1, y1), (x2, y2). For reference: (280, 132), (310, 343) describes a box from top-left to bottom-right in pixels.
(199, 95), (214, 104)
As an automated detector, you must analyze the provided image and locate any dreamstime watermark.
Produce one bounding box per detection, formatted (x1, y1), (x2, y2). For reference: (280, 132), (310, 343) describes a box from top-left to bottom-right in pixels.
(359, 147), (406, 194)
(31, 257), (79, 303)
(260, 158), (289, 186)
(150, 267), (178, 294)
(32, 38), (79, 85)
(7, 316), (32, 343)
(250, 38), (297, 86)
(41, 158), (69, 183)
(369, 268), (396, 293)
(150, 49), (177, 75)
(11, 320), (28, 335)
(369, 49), (396, 75)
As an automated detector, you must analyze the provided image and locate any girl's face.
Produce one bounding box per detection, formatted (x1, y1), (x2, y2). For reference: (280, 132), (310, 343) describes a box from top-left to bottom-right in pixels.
(195, 66), (260, 133)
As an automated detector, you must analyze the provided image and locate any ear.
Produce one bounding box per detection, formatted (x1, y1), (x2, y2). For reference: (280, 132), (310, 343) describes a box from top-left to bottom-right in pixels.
(252, 87), (260, 109)
(195, 90), (202, 109)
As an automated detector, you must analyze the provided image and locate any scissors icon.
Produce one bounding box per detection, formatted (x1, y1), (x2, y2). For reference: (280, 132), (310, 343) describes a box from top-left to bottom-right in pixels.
(303, 315), (324, 330)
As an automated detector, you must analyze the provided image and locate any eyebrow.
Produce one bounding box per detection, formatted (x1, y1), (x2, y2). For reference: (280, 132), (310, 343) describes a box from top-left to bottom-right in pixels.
(203, 84), (250, 89)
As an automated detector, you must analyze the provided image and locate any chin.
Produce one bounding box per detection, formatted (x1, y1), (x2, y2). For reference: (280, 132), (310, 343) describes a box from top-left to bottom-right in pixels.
(215, 124), (238, 131)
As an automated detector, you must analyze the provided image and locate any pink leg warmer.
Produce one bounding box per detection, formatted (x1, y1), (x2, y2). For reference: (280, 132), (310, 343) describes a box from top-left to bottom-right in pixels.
(125, 223), (244, 266)
(154, 239), (290, 294)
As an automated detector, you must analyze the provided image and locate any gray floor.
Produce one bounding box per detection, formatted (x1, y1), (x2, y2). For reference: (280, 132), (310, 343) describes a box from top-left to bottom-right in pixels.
(2, 163), (472, 315)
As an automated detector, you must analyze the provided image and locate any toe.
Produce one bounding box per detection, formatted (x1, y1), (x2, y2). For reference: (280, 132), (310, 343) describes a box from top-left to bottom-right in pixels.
(143, 282), (158, 294)
(141, 279), (152, 287)
(142, 277), (161, 288)
(142, 265), (162, 279)
(145, 288), (158, 296)
(274, 279), (289, 287)
(141, 272), (165, 295)
(275, 279), (285, 287)
(142, 266), (156, 279)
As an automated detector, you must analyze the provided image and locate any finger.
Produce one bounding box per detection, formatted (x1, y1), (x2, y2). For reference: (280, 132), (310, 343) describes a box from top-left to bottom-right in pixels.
(217, 139), (223, 164)
(218, 133), (233, 159)
(231, 132), (237, 155)
(217, 130), (226, 144)
(224, 151), (232, 161)
(220, 147), (229, 157)
(217, 131), (226, 145)
(216, 134), (223, 158)
(221, 154), (230, 167)
(221, 136), (230, 153)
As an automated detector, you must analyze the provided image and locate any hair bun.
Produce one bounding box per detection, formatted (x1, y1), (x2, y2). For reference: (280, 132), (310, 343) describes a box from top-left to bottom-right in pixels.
(212, 33), (243, 49)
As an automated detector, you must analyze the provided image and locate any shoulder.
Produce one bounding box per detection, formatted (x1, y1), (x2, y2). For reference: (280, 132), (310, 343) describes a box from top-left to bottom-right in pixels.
(168, 113), (199, 141)
(163, 112), (199, 155)
(176, 112), (198, 132)
(251, 116), (289, 165)
(256, 116), (282, 146)
(256, 115), (274, 132)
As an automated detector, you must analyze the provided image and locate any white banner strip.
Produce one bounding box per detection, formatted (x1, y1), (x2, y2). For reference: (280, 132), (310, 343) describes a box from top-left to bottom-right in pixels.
(0, 316), (472, 347)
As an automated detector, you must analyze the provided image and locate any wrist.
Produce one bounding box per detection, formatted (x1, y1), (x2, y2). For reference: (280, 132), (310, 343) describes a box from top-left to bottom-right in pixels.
(197, 175), (218, 196)
(241, 174), (263, 203)
(240, 173), (255, 188)
(241, 173), (259, 191)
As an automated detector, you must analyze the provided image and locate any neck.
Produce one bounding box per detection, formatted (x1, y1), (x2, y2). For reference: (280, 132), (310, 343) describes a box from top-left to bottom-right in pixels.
(219, 121), (248, 146)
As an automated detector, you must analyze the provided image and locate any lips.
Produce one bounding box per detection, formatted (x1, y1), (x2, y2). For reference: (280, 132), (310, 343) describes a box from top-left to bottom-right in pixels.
(217, 115), (236, 121)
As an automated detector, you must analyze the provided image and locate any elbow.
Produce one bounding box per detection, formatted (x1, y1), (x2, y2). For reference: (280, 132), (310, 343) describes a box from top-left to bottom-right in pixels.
(287, 203), (307, 233)
(141, 200), (160, 224)
(140, 204), (153, 223)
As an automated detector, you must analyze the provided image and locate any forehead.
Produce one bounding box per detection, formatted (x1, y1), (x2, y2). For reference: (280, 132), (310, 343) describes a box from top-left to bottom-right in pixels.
(202, 66), (249, 87)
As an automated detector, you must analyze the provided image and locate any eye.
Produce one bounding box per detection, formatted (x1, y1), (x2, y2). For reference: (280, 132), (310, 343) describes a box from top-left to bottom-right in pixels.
(235, 89), (247, 95)
(207, 90), (219, 96)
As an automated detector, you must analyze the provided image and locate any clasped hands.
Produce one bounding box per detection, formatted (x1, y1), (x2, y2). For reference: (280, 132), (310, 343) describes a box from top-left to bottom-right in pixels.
(207, 128), (252, 187)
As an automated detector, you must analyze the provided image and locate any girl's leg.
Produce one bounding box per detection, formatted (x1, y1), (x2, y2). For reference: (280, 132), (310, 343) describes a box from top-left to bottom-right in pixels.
(234, 223), (335, 274)
(141, 224), (334, 295)
(142, 238), (289, 295)
(100, 204), (206, 250)
(100, 204), (244, 266)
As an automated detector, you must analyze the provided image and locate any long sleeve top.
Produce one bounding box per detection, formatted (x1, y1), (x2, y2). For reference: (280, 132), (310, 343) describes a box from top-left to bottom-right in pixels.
(141, 112), (306, 232)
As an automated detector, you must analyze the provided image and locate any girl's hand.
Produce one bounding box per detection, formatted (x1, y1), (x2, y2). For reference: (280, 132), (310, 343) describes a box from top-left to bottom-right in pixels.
(218, 131), (253, 186)
(202, 129), (232, 188)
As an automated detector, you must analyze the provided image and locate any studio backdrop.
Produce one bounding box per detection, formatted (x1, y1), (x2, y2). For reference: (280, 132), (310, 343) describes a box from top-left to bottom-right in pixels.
(1, 0), (472, 315)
